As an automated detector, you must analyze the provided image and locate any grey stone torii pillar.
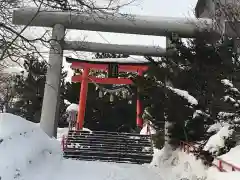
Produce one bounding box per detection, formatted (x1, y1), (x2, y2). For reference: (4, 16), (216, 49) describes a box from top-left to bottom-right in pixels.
(40, 24), (65, 137)
(12, 8), (218, 137)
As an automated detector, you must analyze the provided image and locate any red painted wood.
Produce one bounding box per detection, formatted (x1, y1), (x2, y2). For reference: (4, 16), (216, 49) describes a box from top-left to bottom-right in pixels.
(180, 141), (240, 172)
(72, 75), (133, 85)
(136, 71), (143, 128)
(76, 68), (89, 130)
(70, 61), (147, 129)
(71, 62), (149, 72)
(215, 157), (240, 171)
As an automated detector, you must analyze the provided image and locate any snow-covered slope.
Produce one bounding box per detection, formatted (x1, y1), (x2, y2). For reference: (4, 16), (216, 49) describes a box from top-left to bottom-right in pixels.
(3, 112), (240, 180)
(151, 147), (207, 180)
(0, 113), (164, 180)
(207, 167), (240, 180)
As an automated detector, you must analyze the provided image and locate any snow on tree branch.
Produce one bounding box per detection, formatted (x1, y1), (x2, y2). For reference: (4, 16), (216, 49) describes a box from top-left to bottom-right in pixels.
(168, 87), (198, 106)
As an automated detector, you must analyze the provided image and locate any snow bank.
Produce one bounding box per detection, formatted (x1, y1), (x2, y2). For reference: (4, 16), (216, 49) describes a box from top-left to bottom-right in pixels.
(66, 104), (79, 112)
(0, 113), (62, 180)
(0, 113), (164, 180)
(204, 125), (234, 155)
(204, 128), (233, 154)
(151, 147), (207, 180)
(207, 167), (240, 180)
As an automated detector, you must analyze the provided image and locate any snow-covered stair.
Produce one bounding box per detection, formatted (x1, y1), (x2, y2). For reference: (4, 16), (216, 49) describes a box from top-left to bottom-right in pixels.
(63, 130), (153, 164)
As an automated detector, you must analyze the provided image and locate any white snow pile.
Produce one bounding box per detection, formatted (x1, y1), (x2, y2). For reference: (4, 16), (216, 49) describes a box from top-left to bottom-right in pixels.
(207, 122), (230, 133)
(204, 124), (234, 155)
(0, 113), (62, 180)
(168, 87), (198, 105)
(151, 147), (207, 180)
(0, 113), (166, 180)
(207, 167), (240, 180)
(140, 123), (156, 135)
(66, 103), (79, 112)
(57, 127), (92, 141)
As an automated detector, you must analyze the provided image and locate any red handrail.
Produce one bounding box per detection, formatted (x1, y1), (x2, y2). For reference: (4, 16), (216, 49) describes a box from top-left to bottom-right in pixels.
(214, 157), (240, 172)
(180, 141), (240, 172)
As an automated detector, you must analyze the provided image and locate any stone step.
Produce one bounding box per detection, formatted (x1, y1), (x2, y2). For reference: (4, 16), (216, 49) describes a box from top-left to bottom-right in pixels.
(67, 134), (150, 141)
(68, 130), (150, 137)
(66, 138), (151, 146)
(65, 147), (152, 155)
(63, 154), (152, 164)
(64, 150), (152, 158)
(64, 130), (153, 164)
(64, 148), (152, 159)
(66, 143), (152, 153)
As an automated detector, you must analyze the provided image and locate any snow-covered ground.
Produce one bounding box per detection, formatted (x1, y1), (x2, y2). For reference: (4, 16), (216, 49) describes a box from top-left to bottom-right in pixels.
(0, 113), (165, 180)
(151, 147), (207, 180)
(1, 112), (240, 180)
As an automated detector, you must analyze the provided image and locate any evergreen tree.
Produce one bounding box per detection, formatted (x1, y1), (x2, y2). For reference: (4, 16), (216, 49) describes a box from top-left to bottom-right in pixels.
(136, 37), (239, 148)
(10, 54), (68, 123)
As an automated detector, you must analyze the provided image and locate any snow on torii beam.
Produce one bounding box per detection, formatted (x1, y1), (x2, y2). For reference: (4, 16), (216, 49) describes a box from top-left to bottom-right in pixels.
(63, 41), (167, 57)
(12, 8), (216, 38)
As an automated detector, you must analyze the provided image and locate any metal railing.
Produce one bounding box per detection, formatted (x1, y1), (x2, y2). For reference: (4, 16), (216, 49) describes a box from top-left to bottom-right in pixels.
(180, 140), (240, 172)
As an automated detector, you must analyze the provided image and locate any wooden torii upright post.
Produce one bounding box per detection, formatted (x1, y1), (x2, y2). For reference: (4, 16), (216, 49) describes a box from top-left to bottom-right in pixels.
(66, 57), (150, 129)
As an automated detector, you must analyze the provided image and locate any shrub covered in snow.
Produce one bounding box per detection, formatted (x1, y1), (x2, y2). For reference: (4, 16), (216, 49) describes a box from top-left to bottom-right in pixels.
(204, 124), (236, 156)
(151, 147), (208, 180)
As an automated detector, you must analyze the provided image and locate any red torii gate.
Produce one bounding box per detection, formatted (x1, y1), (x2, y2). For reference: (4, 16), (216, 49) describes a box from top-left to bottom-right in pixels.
(66, 57), (150, 130)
